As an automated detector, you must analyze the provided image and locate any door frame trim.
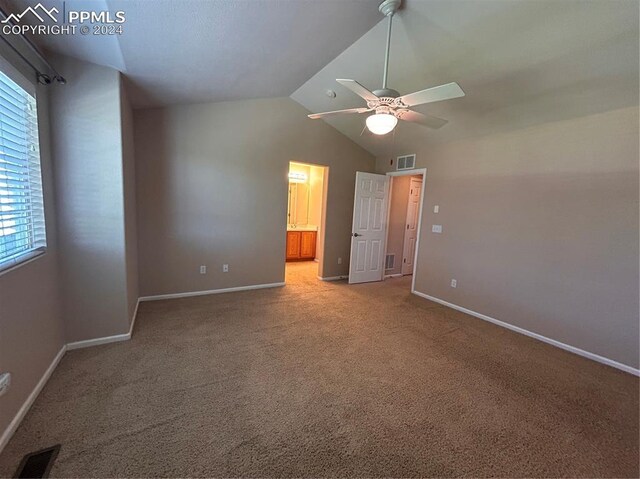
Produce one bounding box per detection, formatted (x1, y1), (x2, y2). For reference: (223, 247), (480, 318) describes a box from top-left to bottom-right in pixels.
(401, 176), (423, 275)
(285, 162), (329, 280)
(384, 168), (427, 292)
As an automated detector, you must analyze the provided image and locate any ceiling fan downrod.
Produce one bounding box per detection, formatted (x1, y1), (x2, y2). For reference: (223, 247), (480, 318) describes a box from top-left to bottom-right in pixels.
(382, 12), (393, 89)
(378, 0), (401, 96)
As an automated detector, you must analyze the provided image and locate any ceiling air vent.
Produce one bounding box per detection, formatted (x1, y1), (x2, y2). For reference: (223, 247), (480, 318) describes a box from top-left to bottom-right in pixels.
(397, 154), (416, 171)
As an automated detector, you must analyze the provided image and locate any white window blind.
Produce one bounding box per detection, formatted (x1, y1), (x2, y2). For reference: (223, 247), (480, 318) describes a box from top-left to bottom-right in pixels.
(0, 69), (46, 272)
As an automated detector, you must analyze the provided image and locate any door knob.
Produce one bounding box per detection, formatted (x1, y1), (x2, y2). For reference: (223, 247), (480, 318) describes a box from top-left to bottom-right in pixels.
(353, 233), (362, 237)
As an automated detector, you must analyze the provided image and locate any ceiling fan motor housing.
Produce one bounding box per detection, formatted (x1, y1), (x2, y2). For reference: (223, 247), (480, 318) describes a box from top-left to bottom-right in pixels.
(372, 88), (400, 98)
(368, 89), (405, 112)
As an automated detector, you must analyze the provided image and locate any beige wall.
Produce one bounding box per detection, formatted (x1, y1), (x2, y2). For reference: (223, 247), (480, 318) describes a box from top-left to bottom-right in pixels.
(49, 54), (132, 342)
(121, 78), (139, 325)
(376, 106), (640, 369)
(134, 97), (375, 295)
(0, 50), (65, 443)
(309, 165), (325, 260)
(308, 165), (324, 227)
(386, 176), (411, 276)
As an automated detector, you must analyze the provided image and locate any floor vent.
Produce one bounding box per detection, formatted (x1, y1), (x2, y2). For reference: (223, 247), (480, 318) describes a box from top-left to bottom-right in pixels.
(14, 445), (60, 478)
(385, 254), (395, 270)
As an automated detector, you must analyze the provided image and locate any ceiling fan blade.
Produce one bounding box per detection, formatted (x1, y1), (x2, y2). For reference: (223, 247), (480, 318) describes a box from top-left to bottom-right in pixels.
(308, 107), (371, 119)
(336, 79), (379, 102)
(398, 82), (465, 107)
(397, 110), (448, 129)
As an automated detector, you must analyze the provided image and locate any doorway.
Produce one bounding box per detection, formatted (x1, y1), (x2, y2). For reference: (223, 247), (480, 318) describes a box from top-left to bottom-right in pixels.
(285, 161), (328, 284)
(348, 169), (426, 286)
(384, 172), (424, 281)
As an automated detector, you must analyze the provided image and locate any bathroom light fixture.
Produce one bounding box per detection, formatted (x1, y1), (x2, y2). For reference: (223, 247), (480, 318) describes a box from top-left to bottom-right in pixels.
(288, 171), (308, 183)
(366, 112), (398, 135)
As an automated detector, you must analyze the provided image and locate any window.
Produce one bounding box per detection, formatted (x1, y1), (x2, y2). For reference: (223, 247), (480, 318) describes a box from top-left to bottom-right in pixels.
(0, 69), (46, 272)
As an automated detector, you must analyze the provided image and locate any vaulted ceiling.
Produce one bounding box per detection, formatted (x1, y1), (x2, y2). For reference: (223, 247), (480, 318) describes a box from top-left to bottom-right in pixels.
(5, 0), (383, 107)
(292, 0), (639, 155)
(4, 0), (639, 156)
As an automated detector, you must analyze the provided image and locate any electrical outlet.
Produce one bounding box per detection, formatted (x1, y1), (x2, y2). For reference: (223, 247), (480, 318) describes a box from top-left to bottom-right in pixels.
(337, 257), (342, 265)
(199, 265), (206, 274)
(223, 264), (229, 273)
(450, 279), (457, 288)
(0, 372), (11, 397)
(434, 205), (439, 213)
(432, 224), (443, 233)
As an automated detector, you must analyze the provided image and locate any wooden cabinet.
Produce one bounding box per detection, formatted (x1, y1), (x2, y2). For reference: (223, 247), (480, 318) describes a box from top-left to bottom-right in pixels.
(300, 231), (315, 258)
(286, 231), (316, 261)
(286, 231), (301, 259)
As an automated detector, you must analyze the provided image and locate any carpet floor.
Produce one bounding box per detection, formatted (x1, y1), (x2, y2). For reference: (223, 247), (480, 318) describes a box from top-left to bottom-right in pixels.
(0, 262), (638, 478)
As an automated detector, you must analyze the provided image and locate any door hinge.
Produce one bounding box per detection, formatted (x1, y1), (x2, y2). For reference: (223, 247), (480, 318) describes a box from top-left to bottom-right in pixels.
(403, 258), (406, 263)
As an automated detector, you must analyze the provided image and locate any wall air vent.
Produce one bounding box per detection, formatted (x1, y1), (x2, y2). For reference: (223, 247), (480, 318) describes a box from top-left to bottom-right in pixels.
(385, 254), (395, 270)
(396, 154), (416, 171)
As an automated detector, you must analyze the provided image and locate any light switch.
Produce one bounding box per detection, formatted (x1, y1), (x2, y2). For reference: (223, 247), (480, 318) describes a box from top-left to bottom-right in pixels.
(434, 205), (439, 213)
(432, 224), (443, 233)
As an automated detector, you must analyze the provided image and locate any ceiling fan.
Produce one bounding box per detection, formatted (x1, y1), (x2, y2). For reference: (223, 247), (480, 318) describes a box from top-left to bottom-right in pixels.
(308, 0), (465, 135)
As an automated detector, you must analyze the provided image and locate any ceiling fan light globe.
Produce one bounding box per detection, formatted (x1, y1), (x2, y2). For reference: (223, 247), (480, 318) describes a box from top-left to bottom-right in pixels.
(366, 113), (398, 135)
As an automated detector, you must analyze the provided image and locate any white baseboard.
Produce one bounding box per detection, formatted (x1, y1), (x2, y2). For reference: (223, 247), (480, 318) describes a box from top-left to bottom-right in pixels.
(139, 282), (285, 302)
(412, 290), (640, 376)
(128, 298), (140, 336)
(67, 298), (141, 351)
(0, 345), (66, 453)
(66, 332), (130, 351)
(317, 275), (348, 281)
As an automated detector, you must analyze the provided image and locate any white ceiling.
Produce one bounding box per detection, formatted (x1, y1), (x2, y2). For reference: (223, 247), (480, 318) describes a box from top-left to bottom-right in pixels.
(292, 0), (639, 155)
(5, 0), (639, 155)
(7, 0), (383, 108)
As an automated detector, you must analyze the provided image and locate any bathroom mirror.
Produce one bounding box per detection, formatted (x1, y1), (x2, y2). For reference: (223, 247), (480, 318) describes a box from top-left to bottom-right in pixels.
(288, 182), (309, 226)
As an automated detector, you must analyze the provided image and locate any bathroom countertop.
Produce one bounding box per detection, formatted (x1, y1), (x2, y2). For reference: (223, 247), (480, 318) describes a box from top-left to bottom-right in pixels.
(287, 225), (318, 232)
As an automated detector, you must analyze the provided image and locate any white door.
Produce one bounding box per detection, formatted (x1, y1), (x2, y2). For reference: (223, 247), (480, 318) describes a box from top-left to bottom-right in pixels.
(349, 172), (390, 284)
(402, 177), (423, 275)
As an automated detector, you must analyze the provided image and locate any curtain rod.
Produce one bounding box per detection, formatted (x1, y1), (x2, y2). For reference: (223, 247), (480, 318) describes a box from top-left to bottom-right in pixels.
(0, 6), (66, 85)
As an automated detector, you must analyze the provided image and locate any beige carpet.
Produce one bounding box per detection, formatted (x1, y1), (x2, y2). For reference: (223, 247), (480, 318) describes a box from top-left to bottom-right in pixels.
(0, 261), (638, 478)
